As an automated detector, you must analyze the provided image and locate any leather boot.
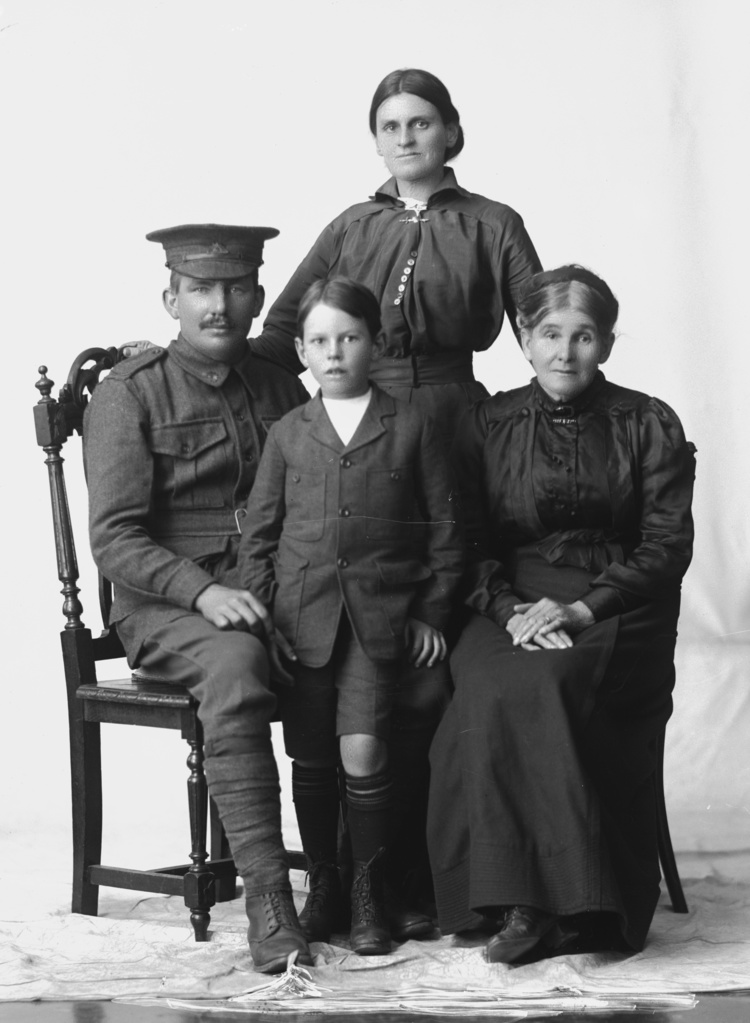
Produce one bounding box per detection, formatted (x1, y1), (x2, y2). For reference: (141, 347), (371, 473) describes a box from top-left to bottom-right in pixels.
(384, 882), (434, 941)
(485, 905), (559, 963)
(246, 890), (314, 974)
(349, 849), (391, 956)
(299, 861), (341, 943)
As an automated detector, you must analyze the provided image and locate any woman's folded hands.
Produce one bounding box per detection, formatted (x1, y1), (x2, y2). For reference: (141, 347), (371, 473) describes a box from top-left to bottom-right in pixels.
(507, 598), (595, 651)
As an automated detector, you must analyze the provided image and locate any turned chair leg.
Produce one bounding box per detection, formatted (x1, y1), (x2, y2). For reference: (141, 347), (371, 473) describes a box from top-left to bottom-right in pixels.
(183, 736), (215, 941)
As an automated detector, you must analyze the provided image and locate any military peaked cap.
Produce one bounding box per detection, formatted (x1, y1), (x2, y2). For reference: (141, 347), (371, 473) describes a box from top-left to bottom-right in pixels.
(146, 223), (279, 279)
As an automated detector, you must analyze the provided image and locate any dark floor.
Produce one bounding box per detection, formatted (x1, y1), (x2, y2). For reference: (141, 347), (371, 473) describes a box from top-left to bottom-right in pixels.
(1, 994), (750, 1023)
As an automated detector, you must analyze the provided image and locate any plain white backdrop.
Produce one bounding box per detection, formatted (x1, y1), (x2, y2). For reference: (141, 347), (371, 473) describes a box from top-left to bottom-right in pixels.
(2, 0), (748, 881)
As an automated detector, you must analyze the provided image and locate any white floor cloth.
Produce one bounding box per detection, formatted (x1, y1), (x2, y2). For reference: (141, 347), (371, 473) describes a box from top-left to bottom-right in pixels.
(2, 854), (749, 1011)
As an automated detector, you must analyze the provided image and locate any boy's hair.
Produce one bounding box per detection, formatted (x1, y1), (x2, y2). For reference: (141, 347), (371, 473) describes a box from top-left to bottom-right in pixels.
(297, 277), (382, 341)
(168, 268), (259, 293)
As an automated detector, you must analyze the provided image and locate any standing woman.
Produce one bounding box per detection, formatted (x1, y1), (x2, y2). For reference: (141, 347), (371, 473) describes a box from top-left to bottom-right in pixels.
(250, 67), (541, 445)
(249, 69), (541, 936)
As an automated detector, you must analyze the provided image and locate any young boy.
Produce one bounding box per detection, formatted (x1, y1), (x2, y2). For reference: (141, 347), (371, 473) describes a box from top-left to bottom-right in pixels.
(238, 277), (463, 955)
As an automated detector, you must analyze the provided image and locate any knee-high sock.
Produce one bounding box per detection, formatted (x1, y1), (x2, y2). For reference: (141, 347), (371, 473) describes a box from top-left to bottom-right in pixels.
(386, 725), (433, 892)
(345, 771), (392, 865)
(292, 761), (340, 866)
(204, 736), (289, 897)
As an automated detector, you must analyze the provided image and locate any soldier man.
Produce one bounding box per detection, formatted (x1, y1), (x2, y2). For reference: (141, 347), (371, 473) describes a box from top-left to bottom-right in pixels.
(84, 224), (311, 973)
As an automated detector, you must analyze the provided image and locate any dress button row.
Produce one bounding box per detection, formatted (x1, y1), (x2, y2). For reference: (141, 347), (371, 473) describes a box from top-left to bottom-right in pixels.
(407, 258), (415, 266)
(337, 557), (349, 569)
(410, 250), (417, 257)
(394, 298), (401, 306)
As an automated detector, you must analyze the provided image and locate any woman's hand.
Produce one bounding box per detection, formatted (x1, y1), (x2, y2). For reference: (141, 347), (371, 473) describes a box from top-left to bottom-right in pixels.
(506, 599), (595, 650)
(406, 618), (447, 668)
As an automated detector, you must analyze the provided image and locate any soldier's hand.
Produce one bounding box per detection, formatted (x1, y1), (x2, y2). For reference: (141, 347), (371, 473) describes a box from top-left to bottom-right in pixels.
(195, 584), (273, 639)
(268, 631), (297, 686)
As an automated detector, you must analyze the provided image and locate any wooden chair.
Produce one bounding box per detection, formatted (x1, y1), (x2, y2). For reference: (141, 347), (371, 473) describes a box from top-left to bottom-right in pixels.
(34, 347), (305, 942)
(656, 724), (688, 913)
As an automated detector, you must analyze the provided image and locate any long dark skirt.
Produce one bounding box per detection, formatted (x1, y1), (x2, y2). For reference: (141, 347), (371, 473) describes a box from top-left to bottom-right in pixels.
(428, 553), (681, 951)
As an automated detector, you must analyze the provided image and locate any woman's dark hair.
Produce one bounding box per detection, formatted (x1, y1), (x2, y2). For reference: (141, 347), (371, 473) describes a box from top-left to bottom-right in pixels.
(296, 277), (383, 341)
(369, 68), (464, 161)
(516, 265), (619, 338)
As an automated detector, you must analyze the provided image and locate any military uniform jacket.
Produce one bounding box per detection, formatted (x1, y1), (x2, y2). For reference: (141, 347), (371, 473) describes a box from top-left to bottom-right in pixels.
(85, 334), (308, 625)
(238, 385), (464, 667)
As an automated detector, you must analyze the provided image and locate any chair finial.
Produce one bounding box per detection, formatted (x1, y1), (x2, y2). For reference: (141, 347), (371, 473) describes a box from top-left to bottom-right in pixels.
(35, 367), (54, 402)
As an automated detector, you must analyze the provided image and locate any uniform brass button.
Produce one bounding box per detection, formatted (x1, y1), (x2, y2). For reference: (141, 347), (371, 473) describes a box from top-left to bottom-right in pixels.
(391, 471), (400, 480)
(339, 507), (350, 517)
(337, 557), (349, 568)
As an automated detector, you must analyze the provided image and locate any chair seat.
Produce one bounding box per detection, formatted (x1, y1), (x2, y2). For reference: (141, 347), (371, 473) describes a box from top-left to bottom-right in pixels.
(77, 677), (197, 708)
(77, 676), (202, 733)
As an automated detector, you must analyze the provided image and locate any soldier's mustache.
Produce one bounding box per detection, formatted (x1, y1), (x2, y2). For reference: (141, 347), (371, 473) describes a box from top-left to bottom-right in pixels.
(201, 317), (234, 328)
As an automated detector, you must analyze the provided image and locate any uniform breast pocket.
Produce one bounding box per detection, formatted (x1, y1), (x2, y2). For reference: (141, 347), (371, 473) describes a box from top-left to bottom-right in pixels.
(151, 419), (229, 508)
(365, 466), (416, 542)
(284, 469), (326, 541)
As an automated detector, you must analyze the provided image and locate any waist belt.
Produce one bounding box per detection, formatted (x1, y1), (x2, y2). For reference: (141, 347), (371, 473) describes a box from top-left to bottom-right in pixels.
(152, 507), (242, 536)
(370, 351), (475, 388)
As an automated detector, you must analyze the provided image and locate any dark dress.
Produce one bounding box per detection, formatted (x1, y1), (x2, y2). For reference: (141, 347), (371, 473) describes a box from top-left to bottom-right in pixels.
(250, 167), (541, 447)
(427, 372), (696, 951)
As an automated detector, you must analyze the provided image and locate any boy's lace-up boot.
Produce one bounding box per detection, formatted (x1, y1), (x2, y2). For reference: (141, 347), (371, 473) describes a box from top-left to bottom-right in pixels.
(349, 848), (391, 955)
(298, 861), (342, 943)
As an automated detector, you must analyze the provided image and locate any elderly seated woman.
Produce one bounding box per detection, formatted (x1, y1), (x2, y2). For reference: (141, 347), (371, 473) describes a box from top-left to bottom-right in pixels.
(427, 265), (696, 962)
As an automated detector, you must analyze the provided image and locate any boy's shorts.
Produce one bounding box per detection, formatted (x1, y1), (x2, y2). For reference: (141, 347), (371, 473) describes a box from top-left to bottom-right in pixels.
(277, 614), (401, 762)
